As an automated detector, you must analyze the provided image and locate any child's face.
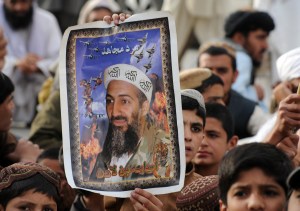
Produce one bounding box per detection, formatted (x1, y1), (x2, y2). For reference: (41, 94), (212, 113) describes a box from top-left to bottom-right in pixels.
(3, 189), (57, 211)
(183, 109), (204, 163)
(193, 117), (235, 168)
(220, 168), (286, 211)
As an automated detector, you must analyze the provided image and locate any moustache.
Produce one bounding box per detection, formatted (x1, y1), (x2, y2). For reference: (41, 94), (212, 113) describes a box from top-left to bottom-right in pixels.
(111, 116), (128, 121)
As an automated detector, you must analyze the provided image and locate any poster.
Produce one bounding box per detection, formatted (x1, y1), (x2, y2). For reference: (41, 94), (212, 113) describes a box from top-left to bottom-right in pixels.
(60, 11), (185, 198)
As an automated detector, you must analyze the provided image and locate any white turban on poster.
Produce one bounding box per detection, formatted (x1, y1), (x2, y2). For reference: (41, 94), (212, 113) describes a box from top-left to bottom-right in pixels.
(104, 64), (153, 102)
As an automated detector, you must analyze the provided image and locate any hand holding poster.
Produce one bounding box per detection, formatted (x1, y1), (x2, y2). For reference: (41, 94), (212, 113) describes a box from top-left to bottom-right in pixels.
(59, 11), (185, 197)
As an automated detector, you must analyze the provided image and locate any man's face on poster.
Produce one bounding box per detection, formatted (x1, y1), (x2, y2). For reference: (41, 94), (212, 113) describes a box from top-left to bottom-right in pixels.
(106, 80), (144, 132)
(105, 80), (149, 157)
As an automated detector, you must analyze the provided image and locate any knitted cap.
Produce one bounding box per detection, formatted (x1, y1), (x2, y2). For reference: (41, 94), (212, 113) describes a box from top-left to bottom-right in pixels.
(0, 162), (60, 192)
(180, 68), (212, 89)
(176, 175), (219, 210)
(181, 89), (206, 113)
(104, 64), (153, 102)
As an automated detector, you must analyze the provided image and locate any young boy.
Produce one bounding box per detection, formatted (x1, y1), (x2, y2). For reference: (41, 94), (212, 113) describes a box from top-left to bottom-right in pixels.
(193, 103), (238, 176)
(219, 143), (293, 210)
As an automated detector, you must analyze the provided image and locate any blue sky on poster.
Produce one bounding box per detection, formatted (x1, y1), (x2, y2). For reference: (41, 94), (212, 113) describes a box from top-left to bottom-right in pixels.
(75, 28), (162, 135)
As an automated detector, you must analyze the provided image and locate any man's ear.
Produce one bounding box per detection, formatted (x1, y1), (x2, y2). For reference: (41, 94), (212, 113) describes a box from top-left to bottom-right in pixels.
(231, 32), (246, 45)
(141, 100), (150, 116)
(227, 135), (238, 151)
(232, 69), (239, 84)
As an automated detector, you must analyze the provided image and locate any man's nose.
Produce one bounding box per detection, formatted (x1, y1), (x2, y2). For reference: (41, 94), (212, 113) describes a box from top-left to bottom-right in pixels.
(111, 101), (121, 117)
(12, 3), (28, 13)
(184, 127), (192, 142)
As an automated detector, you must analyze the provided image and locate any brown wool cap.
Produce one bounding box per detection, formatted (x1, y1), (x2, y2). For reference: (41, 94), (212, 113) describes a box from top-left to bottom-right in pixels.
(176, 175), (219, 210)
(0, 162), (60, 191)
(180, 68), (212, 89)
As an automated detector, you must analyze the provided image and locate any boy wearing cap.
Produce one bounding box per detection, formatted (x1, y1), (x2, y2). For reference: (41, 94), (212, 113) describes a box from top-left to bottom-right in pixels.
(180, 67), (225, 105)
(90, 64), (170, 182)
(224, 10), (275, 106)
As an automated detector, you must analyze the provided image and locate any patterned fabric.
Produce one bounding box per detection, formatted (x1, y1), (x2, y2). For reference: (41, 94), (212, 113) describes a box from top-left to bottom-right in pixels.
(0, 162), (60, 192)
(176, 175), (219, 210)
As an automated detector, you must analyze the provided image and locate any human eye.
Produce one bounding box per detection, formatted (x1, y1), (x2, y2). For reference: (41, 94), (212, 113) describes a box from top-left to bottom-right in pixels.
(121, 98), (131, 104)
(106, 97), (114, 104)
(233, 188), (248, 198)
(234, 190), (247, 198)
(18, 206), (31, 211)
(263, 188), (280, 197)
(191, 124), (202, 133)
(43, 208), (54, 211)
(206, 131), (218, 139)
(216, 67), (228, 75)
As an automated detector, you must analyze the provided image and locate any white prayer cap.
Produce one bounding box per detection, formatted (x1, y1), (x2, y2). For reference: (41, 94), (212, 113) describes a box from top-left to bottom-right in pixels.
(276, 47), (300, 82)
(78, 0), (121, 24)
(181, 89), (206, 113)
(104, 64), (153, 102)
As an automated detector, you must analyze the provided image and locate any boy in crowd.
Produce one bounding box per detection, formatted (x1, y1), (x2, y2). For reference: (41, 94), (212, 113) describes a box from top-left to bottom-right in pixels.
(219, 143), (293, 210)
(194, 103), (238, 176)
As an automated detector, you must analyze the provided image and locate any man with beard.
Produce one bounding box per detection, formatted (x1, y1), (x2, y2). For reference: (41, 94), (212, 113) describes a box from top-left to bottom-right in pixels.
(90, 64), (169, 182)
(223, 10), (275, 110)
(0, 0), (61, 125)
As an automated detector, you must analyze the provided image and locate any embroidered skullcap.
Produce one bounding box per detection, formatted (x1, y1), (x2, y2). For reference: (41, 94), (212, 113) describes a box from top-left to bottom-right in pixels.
(78, 0), (121, 24)
(176, 175), (219, 210)
(276, 47), (300, 81)
(224, 10), (275, 37)
(0, 72), (14, 104)
(287, 167), (300, 190)
(0, 162), (60, 192)
(180, 68), (212, 89)
(181, 89), (206, 113)
(104, 64), (153, 102)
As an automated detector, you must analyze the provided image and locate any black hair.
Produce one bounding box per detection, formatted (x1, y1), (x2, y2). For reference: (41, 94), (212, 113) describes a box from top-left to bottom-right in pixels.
(218, 143), (293, 205)
(0, 173), (61, 208)
(196, 74), (224, 94)
(37, 147), (60, 163)
(225, 10), (275, 38)
(205, 103), (234, 141)
(198, 46), (237, 71)
(181, 95), (206, 127)
(0, 73), (14, 104)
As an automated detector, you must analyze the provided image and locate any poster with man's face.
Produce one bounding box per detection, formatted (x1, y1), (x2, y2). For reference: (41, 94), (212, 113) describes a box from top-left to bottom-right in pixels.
(60, 11), (185, 197)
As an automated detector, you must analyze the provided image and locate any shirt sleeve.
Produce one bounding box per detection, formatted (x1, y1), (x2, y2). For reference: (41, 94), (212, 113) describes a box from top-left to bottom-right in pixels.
(232, 51), (258, 101)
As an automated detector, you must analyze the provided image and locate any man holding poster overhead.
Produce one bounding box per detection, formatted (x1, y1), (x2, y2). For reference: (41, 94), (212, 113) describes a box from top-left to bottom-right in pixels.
(90, 63), (171, 182)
